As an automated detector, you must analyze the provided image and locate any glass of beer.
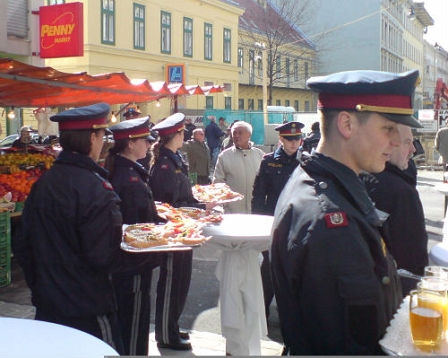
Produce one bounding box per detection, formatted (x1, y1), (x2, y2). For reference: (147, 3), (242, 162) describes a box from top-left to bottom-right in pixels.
(409, 289), (443, 352)
(420, 277), (448, 340)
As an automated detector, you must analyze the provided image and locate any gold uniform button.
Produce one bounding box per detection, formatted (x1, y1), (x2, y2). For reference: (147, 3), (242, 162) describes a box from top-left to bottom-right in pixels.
(382, 276), (391, 285)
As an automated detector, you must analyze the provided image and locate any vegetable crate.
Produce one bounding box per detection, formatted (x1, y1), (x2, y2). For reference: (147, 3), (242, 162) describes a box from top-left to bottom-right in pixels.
(0, 212), (11, 287)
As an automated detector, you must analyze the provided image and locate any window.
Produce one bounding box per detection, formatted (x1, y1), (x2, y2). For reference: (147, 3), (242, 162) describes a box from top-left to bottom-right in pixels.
(285, 100), (290, 107)
(258, 99), (263, 111)
(225, 97), (232, 110)
(134, 4), (145, 50)
(304, 62), (309, 79)
(223, 28), (231, 63)
(285, 58), (290, 87)
(276, 56), (281, 79)
(238, 99), (244, 110)
(257, 51), (263, 77)
(48, 0), (64, 4)
(294, 100), (299, 111)
(206, 96), (214, 109)
(276, 99), (281, 106)
(249, 50), (255, 85)
(305, 101), (310, 111)
(161, 11), (171, 54)
(294, 59), (299, 81)
(204, 23), (213, 60)
(238, 47), (243, 69)
(102, 0), (115, 45)
(248, 99), (254, 110)
(183, 18), (193, 57)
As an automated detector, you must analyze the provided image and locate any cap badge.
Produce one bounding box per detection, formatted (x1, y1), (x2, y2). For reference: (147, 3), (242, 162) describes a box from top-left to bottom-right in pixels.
(291, 128), (296, 133)
(324, 212), (348, 228)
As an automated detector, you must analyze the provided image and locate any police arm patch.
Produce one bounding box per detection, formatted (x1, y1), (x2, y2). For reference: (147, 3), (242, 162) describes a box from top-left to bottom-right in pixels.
(324, 212), (348, 228)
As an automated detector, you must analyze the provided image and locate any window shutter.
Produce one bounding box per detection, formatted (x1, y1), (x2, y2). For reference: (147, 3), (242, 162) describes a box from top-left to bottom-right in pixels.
(7, 0), (28, 38)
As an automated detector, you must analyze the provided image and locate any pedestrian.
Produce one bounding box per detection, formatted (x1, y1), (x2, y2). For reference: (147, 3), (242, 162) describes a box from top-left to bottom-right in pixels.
(301, 121), (321, 153)
(106, 117), (193, 354)
(218, 116), (228, 142)
(362, 124), (428, 297)
(220, 120), (240, 151)
(435, 121), (448, 169)
(182, 127), (211, 185)
(205, 116), (225, 169)
(271, 69), (423, 355)
(122, 104), (141, 120)
(213, 121), (264, 213)
(12, 103), (154, 354)
(251, 121), (304, 321)
(183, 117), (197, 142)
(12, 125), (37, 148)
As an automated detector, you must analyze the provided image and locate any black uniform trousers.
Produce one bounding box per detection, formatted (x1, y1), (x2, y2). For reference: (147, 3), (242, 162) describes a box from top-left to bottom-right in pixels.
(113, 249), (192, 355)
(35, 308), (125, 355)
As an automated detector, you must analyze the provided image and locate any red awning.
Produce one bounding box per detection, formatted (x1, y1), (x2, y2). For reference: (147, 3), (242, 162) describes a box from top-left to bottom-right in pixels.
(0, 58), (223, 108)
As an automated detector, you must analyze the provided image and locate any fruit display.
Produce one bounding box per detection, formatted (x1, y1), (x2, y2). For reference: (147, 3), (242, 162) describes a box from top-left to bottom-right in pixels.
(0, 152), (55, 205)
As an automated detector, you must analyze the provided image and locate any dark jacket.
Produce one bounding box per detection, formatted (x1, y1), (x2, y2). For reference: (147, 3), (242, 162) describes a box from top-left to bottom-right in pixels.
(271, 152), (402, 355)
(182, 139), (210, 177)
(302, 130), (321, 153)
(205, 121), (225, 149)
(149, 146), (205, 209)
(252, 146), (299, 215)
(363, 161), (428, 294)
(13, 151), (149, 318)
(110, 155), (162, 224)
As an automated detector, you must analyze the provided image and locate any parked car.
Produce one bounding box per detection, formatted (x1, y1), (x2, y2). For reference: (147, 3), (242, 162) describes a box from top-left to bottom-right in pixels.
(0, 133), (41, 148)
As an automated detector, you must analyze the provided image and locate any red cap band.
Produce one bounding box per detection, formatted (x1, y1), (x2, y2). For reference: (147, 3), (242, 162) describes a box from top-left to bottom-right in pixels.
(58, 117), (109, 131)
(113, 127), (151, 140)
(318, 93), (412, 111)
(157, 123), (185, 137)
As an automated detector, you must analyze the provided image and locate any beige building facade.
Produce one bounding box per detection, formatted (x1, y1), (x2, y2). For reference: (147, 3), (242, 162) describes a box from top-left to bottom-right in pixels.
(45, 0), (243, 120)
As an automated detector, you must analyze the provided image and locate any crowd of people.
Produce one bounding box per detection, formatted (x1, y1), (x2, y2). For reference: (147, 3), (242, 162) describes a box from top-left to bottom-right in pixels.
(11, 67), (430, 355)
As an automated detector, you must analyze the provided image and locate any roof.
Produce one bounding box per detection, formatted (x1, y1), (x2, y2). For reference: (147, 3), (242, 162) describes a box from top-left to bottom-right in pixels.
(236, 0), (314, 49)
(0, 58), (223, 108)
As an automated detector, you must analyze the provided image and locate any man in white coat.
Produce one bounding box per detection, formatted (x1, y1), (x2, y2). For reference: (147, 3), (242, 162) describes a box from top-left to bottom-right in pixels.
(213, 121), (264, 213)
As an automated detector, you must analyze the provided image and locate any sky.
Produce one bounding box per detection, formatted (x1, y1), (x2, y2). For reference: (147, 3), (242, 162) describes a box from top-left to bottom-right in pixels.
(422, 0), (448, 49)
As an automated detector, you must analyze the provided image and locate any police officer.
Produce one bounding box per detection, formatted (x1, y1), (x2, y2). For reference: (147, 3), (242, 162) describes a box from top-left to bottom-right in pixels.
(271, 70), (423, 355)
(106, 117), (166, 355)
(150, 113), (216, 211)
(149, 113), (216, 351)
(251, 121), (304, 320)
(12, 103), (156, 354)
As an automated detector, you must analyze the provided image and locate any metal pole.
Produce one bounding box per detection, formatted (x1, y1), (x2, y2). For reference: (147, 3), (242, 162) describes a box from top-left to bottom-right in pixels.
(262, 48), (268, 125)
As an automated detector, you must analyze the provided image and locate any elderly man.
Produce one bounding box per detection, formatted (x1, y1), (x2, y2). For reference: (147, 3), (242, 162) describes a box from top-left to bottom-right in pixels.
(363, 124), (428, 297)
(271, 70), (422, 355)
(213, 121), (264, 213)
(182, 128), (211, 185)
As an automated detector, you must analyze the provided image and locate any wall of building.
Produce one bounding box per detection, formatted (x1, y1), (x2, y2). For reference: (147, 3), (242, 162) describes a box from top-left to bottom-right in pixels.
(306, 0), (381, 74)
(46, 0), (243, 120)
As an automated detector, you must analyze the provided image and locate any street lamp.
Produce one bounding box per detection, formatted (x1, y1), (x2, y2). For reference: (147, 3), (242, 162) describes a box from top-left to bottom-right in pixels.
(255, 42), (268, 125)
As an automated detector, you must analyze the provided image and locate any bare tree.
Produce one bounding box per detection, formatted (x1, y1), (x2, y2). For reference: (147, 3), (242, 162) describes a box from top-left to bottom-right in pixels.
(238, 0), (323, 105)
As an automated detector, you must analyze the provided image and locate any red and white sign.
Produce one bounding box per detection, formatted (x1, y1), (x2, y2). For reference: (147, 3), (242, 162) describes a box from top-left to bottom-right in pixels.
(39, 2), (84, 58)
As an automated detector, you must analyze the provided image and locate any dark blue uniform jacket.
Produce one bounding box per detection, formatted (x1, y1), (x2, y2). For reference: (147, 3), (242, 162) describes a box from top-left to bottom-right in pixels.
(13, 151), (152, 318)
(252, 146), (299, 215)
(149, 146), (204, 209)
(271, 152), (402, 355)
